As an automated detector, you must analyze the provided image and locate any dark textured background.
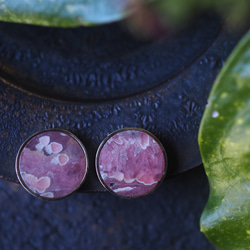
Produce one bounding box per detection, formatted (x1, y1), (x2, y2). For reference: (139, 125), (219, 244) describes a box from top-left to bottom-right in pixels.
(0, 13), (246, 250)
(0, 165), (214, 250)
(0, 14), (245, 192)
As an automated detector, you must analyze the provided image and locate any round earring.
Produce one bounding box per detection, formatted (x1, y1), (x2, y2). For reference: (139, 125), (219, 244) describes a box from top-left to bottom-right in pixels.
(15, 129), (88, 200)
(95, 128), (167, 199)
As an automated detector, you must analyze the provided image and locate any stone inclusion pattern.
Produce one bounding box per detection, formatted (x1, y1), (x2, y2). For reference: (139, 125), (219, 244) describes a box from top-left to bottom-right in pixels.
(98, 130), (166, 198)
(18, 131), (87, 199)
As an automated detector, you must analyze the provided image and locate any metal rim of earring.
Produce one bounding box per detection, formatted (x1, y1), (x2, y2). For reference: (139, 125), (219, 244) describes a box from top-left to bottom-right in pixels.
(95, 127), (167, 199)
(15, 128), (89, 200)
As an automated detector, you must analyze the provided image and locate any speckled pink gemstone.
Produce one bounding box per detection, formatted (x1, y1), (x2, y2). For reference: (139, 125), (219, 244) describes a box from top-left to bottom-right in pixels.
(16, 130), (88, 199)
(96, 128), (167, 198)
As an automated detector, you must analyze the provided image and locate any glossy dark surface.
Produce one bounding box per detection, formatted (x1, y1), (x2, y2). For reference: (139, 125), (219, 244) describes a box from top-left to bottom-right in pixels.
(0, 14), (246, 192)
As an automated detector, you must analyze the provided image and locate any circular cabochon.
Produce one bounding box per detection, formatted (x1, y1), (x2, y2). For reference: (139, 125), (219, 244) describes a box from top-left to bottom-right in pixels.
(15, 129), (88, 200)
(96, 128), (167, 198)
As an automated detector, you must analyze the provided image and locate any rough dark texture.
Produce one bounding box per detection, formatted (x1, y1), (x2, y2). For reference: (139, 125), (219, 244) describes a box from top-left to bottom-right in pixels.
(0, 14), (221, 101)
(0, 13), (246, 192)
(0, 165), (214, 250)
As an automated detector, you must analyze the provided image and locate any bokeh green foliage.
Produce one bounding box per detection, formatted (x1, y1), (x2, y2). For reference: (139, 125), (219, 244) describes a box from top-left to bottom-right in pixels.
(0, 0), (128, 27)
(151, 0), (250, 27)
(0, 0), (249, 27)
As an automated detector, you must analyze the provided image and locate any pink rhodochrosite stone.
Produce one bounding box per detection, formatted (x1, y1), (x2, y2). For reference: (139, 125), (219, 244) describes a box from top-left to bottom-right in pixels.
(96, 129), (167, 198)
(16, 130), (88, 199)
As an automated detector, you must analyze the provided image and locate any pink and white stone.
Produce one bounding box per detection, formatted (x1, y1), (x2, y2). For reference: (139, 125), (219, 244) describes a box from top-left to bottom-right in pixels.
(97, 129), (166, 198)
(17, 130), (87, 199)
(45, 142), (63, 154)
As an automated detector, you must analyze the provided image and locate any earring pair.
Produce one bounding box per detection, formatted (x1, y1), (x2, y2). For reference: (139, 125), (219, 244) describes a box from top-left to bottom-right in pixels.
(16, 128), (167, 200)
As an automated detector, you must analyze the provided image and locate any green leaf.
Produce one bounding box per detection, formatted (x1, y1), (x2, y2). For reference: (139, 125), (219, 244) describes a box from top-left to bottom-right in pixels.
(198, 31), (250, 249)
(0, 0), (128, 27)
